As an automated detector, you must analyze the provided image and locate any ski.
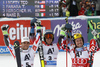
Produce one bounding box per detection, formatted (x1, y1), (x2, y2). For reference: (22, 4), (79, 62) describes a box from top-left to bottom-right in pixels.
(38, 33), (45, 67)
(3, 35), (16, 59)
(88, 39), (96, 67)
(30, 18), (45, 67)
(88, 20), (100, 67)
(14, 41), (21, 67)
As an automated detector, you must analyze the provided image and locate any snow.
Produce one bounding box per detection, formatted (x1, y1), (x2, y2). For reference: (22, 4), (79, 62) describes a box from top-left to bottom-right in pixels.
(93, 51), (100, 67)
(1, 51), (100, 67)
(0, 52), (72, 67)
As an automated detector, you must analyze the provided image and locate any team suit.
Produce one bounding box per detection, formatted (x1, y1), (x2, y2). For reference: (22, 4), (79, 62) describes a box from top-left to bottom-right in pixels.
(1, 24), (41, 67)
(41, 30), (62, 67)
(59, 33), (89, 67)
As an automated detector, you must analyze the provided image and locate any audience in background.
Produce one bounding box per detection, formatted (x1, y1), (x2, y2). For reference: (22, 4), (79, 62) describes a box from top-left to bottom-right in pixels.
(59, 0), (98, 17)
(86, 2), (96, 16)
(66, 0), (81, 16)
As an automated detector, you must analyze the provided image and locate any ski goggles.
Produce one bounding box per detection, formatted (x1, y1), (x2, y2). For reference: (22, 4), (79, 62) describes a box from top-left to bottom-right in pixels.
(45, 34), (53, 39)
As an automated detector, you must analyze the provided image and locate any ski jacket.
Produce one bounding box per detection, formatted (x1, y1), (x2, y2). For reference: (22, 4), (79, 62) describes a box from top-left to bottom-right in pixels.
(3, 33), (40, 67)
(61, 39), (89, 67)
(42, 41), (61, 67)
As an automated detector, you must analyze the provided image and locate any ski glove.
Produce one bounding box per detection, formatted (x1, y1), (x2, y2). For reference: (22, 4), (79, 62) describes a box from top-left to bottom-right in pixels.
(91, 29), (99, 39)
(1, 24), (9, 35)
(36, 26), (42, 33)
(60, 30), (66, 37)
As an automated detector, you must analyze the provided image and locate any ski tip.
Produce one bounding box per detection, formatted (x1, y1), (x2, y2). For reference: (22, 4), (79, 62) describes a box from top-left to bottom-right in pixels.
(14, 41), (20, 48)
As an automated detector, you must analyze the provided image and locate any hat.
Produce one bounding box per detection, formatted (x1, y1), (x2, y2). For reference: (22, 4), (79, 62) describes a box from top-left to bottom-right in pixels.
(21, 37), (30, 43)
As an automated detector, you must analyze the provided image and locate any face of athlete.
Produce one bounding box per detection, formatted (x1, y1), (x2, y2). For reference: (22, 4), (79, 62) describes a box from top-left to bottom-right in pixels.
(46, 38), (53, 45)
(75, 38), (83, 48)
(21, 41), (30, 50)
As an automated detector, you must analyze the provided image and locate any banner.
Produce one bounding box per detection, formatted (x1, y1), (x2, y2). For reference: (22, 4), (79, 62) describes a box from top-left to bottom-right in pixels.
(0, 17), (88, 54)
(87, 18), (100, 42)
(50, 20), (66, 43)
(0, 46), (10, 54)
(0, 20), (31, 46)
(68, 19), (88, 43)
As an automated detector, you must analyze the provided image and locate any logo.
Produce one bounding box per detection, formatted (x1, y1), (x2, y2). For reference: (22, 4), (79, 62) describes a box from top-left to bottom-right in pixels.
(0, 47), (10, 54)
(9, 23), (31, 40)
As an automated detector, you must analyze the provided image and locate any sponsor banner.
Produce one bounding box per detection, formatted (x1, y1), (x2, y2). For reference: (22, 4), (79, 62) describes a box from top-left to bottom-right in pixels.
(0, 20), (31, 46)
(0, 43), (89, 54)
(87, 18), (100, 42)
(41, 20), (51, 29)
(0, 18), (88, 54)
(68, 19), (88, 43)
(45, 61), (57, 65)
(50, 20), (66, 43)
(0, 46), (64, 54)
(0, 46), (10, 54)
(0, 19), (51, 46)
(50, 19), (88, 43)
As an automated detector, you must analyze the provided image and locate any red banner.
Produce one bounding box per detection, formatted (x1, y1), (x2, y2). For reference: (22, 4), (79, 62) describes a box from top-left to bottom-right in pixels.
(0, 19), (51, 46)
(0, 20), (31, 46)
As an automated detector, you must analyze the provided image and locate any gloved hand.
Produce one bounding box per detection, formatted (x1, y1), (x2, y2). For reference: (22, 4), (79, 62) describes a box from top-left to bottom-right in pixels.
(30, 18), (41, 27)
(1, 24), (9, 35)
(36, 26), (42, 33)
(60, 24), (67, 37)
(91, 29), (99, 39)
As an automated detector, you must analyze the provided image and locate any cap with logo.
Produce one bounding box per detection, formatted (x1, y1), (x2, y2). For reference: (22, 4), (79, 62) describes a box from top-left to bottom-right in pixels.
(21, 37), (30, 43)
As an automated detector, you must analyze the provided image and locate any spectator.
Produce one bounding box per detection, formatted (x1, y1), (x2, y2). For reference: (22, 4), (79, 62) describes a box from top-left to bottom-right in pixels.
(59, 0), (65, 17)
(85, 0), (91, 6)
(84, 5), (90, 15)
(85, 2), (96, 16)
(66, 0), (82, 16)
(78, 3), (86, 15)
(62, 6), (67, 17)
(95, 0), (100, 15)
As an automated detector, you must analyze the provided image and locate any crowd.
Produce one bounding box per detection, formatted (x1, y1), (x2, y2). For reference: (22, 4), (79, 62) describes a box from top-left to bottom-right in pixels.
(59, 0), (98, 17)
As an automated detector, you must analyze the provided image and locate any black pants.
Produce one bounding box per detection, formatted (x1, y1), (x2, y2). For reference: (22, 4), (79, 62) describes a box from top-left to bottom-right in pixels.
(69, 5), (78, 16)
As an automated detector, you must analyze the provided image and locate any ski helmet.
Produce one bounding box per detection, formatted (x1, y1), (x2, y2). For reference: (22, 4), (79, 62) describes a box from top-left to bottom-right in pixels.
(44, 30), (54, 43)
(73, 33), (84, 46)
(30, 18), (37, 27)
(30, 18), (41, 27)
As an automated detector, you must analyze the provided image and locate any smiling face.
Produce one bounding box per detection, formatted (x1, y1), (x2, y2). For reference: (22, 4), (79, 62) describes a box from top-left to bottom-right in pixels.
(46, 38), (53, 45)
(75, 38), (83, 48)
(21, 41), (30, 50)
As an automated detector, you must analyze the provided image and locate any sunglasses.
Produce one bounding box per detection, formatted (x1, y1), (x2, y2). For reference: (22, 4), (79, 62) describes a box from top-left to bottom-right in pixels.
(45, 34), (53, 39)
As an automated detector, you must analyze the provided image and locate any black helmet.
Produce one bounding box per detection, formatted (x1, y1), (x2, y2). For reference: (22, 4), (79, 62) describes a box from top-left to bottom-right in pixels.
(30, 18), (41, 27)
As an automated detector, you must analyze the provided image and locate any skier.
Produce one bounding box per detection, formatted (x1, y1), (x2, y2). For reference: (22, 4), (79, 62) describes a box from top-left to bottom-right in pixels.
(37, 29), (63, 67)
(1, 22), (41, 67)
(30, 18), (63, 67)
(59, 25), (89, 67)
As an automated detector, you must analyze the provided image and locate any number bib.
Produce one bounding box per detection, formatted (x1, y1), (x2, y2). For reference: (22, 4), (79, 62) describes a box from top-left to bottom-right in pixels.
(43, 44), (59, 66)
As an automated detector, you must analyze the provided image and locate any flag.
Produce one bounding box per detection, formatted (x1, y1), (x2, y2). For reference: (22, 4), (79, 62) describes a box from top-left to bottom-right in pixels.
(39, 5), (45, 8)
(39, 1), (45, 4)
(39, 13), (45, 17)
(40, 9), (45, 12)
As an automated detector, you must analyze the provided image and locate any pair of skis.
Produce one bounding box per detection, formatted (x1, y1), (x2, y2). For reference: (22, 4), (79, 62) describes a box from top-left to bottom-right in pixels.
(31, 18), (45, 67)
(2, 27), (21, 67)
(88, 20), (100, 67)
(12, 33), (45, 67)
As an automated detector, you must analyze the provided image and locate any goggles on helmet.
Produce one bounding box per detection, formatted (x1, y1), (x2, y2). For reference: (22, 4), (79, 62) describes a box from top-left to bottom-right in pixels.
(45, 34), (53, 39)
